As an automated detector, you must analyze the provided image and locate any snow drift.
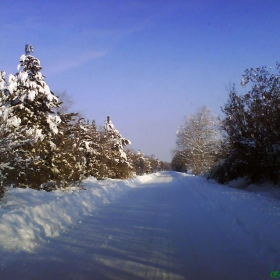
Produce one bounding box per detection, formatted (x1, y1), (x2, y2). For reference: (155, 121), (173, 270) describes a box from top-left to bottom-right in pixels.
(0, 175), (154, 252)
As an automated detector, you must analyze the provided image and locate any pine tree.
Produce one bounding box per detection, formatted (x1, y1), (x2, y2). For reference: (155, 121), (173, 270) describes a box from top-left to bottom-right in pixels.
(148, 155), (161, 173)
(0, 71), (14, 191)
(71, 118), (105, 179)
(0, 45), (77, 189)
(101, 116), (132, 178)
(135, 150), (146, 175)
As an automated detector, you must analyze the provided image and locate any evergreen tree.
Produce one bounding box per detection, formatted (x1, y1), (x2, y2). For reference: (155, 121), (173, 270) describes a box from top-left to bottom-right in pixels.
(71, 118), (106, 179)
(101, 116), (132, 178)
(134, 150), (146, 175)
(147, 155), (160, 173)
(0, 71), (14, 192)
(0, 45), (78, 189)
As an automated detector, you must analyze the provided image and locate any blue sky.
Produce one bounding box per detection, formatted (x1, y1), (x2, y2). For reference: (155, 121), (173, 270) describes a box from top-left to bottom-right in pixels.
(1, 0), (280, 161)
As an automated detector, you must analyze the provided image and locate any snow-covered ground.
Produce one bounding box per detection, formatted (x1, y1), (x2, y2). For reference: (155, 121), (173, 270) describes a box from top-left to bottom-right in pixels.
(0, 175), (154, 252)
(0, 171), (280, 279)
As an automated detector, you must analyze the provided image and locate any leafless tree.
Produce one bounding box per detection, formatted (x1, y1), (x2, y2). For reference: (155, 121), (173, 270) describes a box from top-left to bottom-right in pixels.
(175, 106), (220, 175)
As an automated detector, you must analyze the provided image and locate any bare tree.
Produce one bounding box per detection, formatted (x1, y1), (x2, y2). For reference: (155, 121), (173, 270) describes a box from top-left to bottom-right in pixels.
(175, 106), (220, 175)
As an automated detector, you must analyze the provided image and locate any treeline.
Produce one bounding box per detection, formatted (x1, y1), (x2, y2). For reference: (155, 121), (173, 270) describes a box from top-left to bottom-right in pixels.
(0, 46), (168, 195)
(172, 63), (280, 186)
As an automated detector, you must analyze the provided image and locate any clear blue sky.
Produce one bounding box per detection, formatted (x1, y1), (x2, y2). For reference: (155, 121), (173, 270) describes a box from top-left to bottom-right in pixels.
(1, 0), (280, 162)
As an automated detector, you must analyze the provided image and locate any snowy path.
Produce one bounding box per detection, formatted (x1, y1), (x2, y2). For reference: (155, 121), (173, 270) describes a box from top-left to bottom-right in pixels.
(1, 172), (280, 279)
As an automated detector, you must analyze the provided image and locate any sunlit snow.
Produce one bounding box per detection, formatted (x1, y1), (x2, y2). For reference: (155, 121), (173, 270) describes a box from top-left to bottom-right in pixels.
(0, 172), (279, 279)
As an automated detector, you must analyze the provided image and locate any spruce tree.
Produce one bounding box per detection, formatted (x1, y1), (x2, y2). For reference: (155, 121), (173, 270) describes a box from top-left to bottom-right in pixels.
(135, 150), (146, 175)
(71, 118), (105, 179)
(0, 45), (77, 189)
(101, 116), (132, 178)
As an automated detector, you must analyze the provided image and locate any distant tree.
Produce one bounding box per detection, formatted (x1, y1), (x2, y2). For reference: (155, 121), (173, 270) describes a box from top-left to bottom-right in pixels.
(159, 161), (171, 171)
(175, 106), (220, 175)
(171, 150), (187, 172)
(147, 154), (161, 173)
(126, 148), (170, 175)
(100, 116), (133, 179)
(144, 157), (152, 174)
(134, 150), (146, 175)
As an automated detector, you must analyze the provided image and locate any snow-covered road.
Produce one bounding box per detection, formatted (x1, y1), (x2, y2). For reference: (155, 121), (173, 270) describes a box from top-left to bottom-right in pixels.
(1, 172), (280, 279)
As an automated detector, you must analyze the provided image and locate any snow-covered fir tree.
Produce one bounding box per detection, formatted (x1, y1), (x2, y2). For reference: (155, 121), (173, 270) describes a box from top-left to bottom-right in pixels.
(135, 150), (146, 175)
(101, 116), (132, 178)
(146, 154), (160, 173)
(71, 118), (106, 179)
(0, 71), (15, 190)
(0, 45), (77, 189)
(0, 46), (171, 191)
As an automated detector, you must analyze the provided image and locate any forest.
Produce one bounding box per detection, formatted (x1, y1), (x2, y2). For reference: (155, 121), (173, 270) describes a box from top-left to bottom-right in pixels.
(0, 45), (169, 196)
(172, 63), (280, 187)
(1, 44), (280, 197)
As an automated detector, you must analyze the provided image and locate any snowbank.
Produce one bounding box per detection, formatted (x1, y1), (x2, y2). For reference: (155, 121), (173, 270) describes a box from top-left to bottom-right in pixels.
(227, 178), (280, 199)
(0, 175), (152, 252)
(1, 171), (279, 260)
(228, 178), (251, 189)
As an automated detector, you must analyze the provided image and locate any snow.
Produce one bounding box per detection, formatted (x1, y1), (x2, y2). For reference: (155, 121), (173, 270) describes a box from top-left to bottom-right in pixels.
(228, 177), (251, 189)
(7, 115), (21, 127)
(7, 74), (17, 93)
(0, 71), (6, 90)
(18, 72), (28, 84)
(46, 115), (61, 134)
(25, 127), (44, 142)
(49, 141), (56, 151)
(0, 172), (279, 278)
(27, 90), (36, 101)
(0, 175), (145, 252)
(19, 54), (26, 63)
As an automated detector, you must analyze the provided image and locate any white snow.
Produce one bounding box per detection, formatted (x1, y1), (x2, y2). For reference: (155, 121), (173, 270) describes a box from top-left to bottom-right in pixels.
(19, 54), (26, 63)
(18, 72), (28, 84)
(46, 115), (61, 134)
(7, 115), (21, 127)
(25, 127), (44, 142)
(0, 175), (145, 252)
(27, 90), (36, 101)
(7, 74), (17, 93)
(0, 171), (279, 278)
(0, 71), (6, 90)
